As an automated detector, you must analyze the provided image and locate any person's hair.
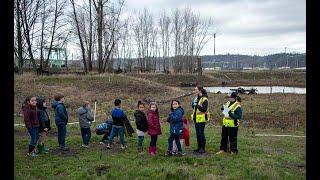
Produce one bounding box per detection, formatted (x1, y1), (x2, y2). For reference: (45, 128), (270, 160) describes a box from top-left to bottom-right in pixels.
(114, 99), (121, 106)
(236, 96), (242, 102)
(149, 102), (159, 114)
(137, 100), (144, 108)
(83, 101), (90, 107)
(196, 85), (204, 91)
(22, 96), (35, 108)
(170, 99), (181, 112)
(54, 94), (64, 101)
(201, 88), (208, 98)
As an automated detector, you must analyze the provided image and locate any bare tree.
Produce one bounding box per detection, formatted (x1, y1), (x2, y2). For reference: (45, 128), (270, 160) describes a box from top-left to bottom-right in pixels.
(14, 0), (24, 73)
(159, 10), (171, 72)
(20, 0), (42, 70)
(70, 0), (88, 72)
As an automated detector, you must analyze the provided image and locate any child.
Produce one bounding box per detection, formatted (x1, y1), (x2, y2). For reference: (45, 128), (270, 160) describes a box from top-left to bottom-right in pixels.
(172, 115), (190, 154)
(96, 119), (113, 145)
(22, 96), (40, 157)
(134, 101), (148, 155)
(147, 102), (162, 156)
(77, 101), (94, 148)
(52, 94), (69, 151)
(107, 99), (128, 149)
(165, 100), (184, 157)
(36, 97), (51, 154)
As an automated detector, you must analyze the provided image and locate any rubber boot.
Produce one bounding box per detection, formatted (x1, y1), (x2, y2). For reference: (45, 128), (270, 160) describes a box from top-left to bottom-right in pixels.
(193, 139), (201, 153)
(150, 146), (156, 156)
(37, 144), (44, 154)
(43, 144), (49, 153)
(148, 146), (152, 155)
(154, 146), (158, 155)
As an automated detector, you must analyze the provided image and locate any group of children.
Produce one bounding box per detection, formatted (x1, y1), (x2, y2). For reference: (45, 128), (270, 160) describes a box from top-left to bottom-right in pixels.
(22, 94), (190, 157)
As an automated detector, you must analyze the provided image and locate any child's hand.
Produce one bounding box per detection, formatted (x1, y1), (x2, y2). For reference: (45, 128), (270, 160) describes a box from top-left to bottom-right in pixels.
(44, 128), (48, 131)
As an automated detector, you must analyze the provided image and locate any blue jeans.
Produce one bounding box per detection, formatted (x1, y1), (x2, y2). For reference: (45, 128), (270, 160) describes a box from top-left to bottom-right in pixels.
(138, 136), (144, 147)
(168, 133), (182, 152)
(81, 128), (91, 145)
(28, 127), (39, 152)
(57, 124), (67, 147)
(109, 126), (125, 145)
(195, 123), (206, 149)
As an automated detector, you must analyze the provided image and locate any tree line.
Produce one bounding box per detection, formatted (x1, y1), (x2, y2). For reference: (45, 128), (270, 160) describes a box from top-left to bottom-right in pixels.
(14, 0), (214, 74)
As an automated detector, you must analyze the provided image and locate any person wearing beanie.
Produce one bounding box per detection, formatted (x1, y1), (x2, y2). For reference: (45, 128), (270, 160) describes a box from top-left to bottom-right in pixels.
(216, 92), (243, 155)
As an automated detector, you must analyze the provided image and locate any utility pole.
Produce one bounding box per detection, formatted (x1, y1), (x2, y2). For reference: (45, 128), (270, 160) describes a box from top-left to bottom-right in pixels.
(285, 47), (288, 67)
(213, 33), (216, 70)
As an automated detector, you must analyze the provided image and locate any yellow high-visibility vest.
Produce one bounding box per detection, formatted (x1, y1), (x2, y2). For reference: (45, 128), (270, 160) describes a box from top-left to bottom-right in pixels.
(191, 97), (210, 123)
(222, 101), (241, 127)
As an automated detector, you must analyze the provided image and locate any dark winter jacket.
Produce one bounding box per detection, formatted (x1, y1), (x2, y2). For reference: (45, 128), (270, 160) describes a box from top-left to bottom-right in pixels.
(134, 110), (148, 132)
(167, 107), (184, 135)
(111, 107), (126, 126)
(36, 98), (51, 131)
(147, 110), (162, 135)
(52, 101), (68, 126)
(77, 106), (94, 128)
(22, 105), (40, 130)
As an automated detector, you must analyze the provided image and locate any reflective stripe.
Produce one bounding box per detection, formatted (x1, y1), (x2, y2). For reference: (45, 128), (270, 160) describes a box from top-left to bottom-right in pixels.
(191, 97), (210, 123)
(222, 101), (240, 127)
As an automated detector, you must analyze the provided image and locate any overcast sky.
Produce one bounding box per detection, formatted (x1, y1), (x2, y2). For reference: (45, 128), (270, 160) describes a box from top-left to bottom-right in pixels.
(122, 0), (306, 55)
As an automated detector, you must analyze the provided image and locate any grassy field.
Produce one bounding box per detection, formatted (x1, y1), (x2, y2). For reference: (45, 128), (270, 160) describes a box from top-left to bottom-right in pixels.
(14, 123), (306, 180)
(127, 70), (306, 87)
(14, 71), (306, 179)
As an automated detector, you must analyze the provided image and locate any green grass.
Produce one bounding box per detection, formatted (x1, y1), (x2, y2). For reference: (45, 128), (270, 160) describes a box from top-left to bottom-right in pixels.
(14, 123), (305, 179)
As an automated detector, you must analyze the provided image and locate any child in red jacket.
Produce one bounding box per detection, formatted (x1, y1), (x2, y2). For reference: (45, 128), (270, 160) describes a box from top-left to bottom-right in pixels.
(173, 115), (190, 154)
(22, 96), (40, 157)
(147, 102), (162, 156)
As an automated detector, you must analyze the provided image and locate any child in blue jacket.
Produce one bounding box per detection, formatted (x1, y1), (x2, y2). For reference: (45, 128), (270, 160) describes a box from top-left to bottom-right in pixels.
(165, 100), (184, 157)
(107, 99), (128, 149)
(52, 94), (69, 151)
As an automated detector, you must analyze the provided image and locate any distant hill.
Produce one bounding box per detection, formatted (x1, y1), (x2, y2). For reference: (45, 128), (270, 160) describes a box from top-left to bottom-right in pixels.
(201, 53), (306, 69)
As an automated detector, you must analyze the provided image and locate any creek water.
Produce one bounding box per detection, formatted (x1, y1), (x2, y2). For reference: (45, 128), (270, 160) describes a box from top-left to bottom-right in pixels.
(205, 86), (306, 94)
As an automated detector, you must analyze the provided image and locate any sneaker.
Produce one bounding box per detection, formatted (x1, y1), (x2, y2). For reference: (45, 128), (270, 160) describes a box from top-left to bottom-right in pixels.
(175, 152), (184, 157)
(99, 141), (106, 145)
(150, 152), (156, 156)
(120, 145), (127, 150)
(164, 150), (173, 157)
(27, 152), (38, 157)
(215, 150), (226, 155)
(198, 148), (205, 154)
(81, 144), (89, 148)
(60, 146), (69, 151)
(193, 148), (200, 153)
(231, 151), (237, 155)
(106, 144), (111, 149)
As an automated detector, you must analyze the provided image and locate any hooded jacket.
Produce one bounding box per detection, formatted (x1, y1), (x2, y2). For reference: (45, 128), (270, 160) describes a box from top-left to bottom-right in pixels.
(167, 107), (184, 135)
(147, 110), (162, 135)
(77, 106), (94, 128)
(111, 107), (126, 126)
(36, 97), (51, 131)
(134, 110), (148, 132)
(52, 101), (68, 126)
(22, 104), (40, 130)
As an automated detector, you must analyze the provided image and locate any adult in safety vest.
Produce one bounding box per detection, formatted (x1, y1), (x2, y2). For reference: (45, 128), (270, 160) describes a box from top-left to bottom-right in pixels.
(191, 85), (209, 154)
(216, 92), (243, 155)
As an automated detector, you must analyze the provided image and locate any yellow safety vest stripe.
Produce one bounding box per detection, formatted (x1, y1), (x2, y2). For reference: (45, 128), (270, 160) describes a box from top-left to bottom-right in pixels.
(222, 101), (240, 127)
(191, 97), (209, 123)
